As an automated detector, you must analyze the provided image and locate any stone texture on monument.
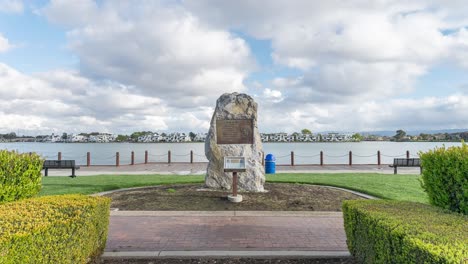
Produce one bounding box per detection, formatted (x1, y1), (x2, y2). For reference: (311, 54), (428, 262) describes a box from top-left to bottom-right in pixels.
(205, 93), (265, 192)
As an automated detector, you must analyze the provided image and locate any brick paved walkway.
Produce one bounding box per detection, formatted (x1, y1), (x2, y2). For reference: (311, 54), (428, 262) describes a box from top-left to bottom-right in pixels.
(105, 211), (348, 252)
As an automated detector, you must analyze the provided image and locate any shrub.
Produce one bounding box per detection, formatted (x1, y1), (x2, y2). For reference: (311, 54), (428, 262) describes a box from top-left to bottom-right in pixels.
(343, 200), (467, 264)
(419, 142), (468, 214)
(0, 150), (43, 202)
(0, 194), (111, 264)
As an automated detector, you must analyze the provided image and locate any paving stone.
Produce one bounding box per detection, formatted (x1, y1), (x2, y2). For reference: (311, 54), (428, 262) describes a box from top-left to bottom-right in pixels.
(106, 213), (348, 252)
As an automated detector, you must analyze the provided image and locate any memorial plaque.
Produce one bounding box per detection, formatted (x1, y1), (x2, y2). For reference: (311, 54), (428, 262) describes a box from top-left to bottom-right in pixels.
(224, 156), (247, 172)
(216, 119), (253, 144)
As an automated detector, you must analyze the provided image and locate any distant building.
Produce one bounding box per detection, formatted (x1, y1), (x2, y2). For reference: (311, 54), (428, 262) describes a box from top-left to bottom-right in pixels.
(89, 133), (116, 143)
(193, 133), (207, 142)
(260, 134), (269, 142)
(166, 133), (190, 143)
(71, 134), (88, 142)
(30, 130), (364, 143)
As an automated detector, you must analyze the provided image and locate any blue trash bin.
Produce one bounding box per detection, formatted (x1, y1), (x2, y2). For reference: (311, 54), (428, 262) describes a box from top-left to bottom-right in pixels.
(265, 154), (276, 174)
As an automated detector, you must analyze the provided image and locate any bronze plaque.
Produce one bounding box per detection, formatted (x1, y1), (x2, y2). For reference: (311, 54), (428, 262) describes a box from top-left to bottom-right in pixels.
(216, 119), (253, 144)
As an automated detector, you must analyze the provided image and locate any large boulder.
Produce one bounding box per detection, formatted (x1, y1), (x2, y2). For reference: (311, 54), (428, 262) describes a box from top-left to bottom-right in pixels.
(205, 93), (265, 192)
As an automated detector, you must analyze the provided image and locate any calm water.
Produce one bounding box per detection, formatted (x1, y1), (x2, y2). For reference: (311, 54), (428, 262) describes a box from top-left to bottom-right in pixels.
(0, 141), (462, 166)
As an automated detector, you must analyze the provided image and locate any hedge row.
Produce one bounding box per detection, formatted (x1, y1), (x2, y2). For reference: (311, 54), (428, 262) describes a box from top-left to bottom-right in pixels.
(0, 150), (43, 202)
(343, 200), (467, 264)
(419, 142), (468, 215)
(0, 194), (110, 264)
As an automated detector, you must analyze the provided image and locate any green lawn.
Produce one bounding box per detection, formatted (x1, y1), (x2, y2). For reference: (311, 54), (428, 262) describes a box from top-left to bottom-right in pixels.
(39, 173), (428, 203)
(39, 174), (204, 196)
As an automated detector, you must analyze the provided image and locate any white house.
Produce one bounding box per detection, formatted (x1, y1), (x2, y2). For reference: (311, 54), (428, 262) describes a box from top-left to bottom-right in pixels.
(71, 134), (88, 142)
(194, 133), (207, 142)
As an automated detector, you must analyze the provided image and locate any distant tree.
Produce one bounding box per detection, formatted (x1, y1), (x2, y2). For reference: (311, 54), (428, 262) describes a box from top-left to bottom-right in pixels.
(318, 134), (323, 142)
(393, 130), (407, 141)
(301, 129), (312, 134)
(62, 133), (68, 140)
(130, 131), (151, 141)
(130, 132), (141, 140)
(116, 135), (129, 142)
(292, 132), (300, 141)
(419, 133), (430, 141)
(4, 132), (16, 139)
(444, 133), (450, 140)
(351, 133), (363, 142)
(189, 132), (196, 141)
(458, 132), (468, 141)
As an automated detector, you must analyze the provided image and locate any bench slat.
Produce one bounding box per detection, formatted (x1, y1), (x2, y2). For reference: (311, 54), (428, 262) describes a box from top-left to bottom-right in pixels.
(43, 160), (79, 177)
(390, 158), (422, 175)
(393, 158), (420, 167)
(43, 160), (76, 168)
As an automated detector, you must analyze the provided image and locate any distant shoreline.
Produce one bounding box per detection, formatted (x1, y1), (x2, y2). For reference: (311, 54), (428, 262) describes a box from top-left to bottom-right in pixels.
(0, 140), (464, 144)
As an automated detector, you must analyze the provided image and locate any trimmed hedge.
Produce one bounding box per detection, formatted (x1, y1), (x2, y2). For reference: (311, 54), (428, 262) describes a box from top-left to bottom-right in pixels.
(0, 194), (110, 264)
(0, 150), (43, 202)
(343, 200), (467, 264)
(419, 142), (468, 215)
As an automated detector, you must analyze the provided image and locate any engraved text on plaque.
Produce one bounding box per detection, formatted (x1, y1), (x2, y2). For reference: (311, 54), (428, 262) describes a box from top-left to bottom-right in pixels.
(216, 119), (253, 144)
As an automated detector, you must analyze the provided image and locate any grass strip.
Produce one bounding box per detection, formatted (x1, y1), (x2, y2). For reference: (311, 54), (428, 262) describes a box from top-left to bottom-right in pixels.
(39, 174), (204, 196)
(39, 173), (428, 203)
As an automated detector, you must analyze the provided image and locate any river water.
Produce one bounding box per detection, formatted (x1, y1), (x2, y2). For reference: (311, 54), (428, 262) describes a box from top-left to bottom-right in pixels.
(0, 141), (462, 166)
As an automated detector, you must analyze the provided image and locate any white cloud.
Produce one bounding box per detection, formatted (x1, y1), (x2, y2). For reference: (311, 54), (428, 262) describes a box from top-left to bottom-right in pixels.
(0, 63), (210, 134)
(186, 0), (466, 101)
(256, 94), (468, 133)
(41, 1), (253, 109)
(0, 34), (12, 53)
(262, 88), (283, 103)
(1, 62), (468, 135)
(3, 1), (468, 134)
(450, 28), (468, 68)
(40, 0), (98, 28)
(0, 0), (23, 13)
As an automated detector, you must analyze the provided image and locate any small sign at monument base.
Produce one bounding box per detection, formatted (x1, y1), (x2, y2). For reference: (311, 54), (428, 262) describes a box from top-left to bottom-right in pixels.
(224, 157), (246, 203)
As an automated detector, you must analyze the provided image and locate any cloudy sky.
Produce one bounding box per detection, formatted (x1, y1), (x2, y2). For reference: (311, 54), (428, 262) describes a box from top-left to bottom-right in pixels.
(1, 0), (468, 135)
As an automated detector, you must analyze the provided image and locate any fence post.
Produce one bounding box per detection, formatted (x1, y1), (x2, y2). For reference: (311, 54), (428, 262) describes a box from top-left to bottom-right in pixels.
(145, 150), (148, 164)
(87, 152), (90, 166)
(131, 151), (135, 165)
(377, 150), (381, 166)
(116, 152), (120, 167)
(262, 151), (265, 166)
(168, 150), (171, 164)
(349, 151), (352, 166)
(320, 151), (324, 166)
(406, 150), (410, 159)
(291, 151), (294, 166)
(58, 152), (62, 161)
(190, 150), (193, 163)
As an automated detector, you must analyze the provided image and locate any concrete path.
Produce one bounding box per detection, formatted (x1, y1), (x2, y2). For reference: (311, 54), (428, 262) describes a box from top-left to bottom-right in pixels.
(45, 163), (421, 176)
(104, 211), (350, 258)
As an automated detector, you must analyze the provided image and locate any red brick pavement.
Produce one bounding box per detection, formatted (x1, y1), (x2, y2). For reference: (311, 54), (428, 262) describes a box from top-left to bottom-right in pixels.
(105, 213), (348, 252)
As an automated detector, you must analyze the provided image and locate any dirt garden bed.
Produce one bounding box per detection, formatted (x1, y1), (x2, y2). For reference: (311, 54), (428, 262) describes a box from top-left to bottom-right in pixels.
(103, 183), (365, 211)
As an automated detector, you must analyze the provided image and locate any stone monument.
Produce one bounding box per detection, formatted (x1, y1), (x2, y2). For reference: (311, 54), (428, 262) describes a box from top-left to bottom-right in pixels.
(205, 92), (265, 192)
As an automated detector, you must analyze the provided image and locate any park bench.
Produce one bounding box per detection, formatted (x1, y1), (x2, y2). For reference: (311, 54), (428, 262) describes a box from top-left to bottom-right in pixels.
(389, 158), (421, 174)
(43, 160), (80, 177)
